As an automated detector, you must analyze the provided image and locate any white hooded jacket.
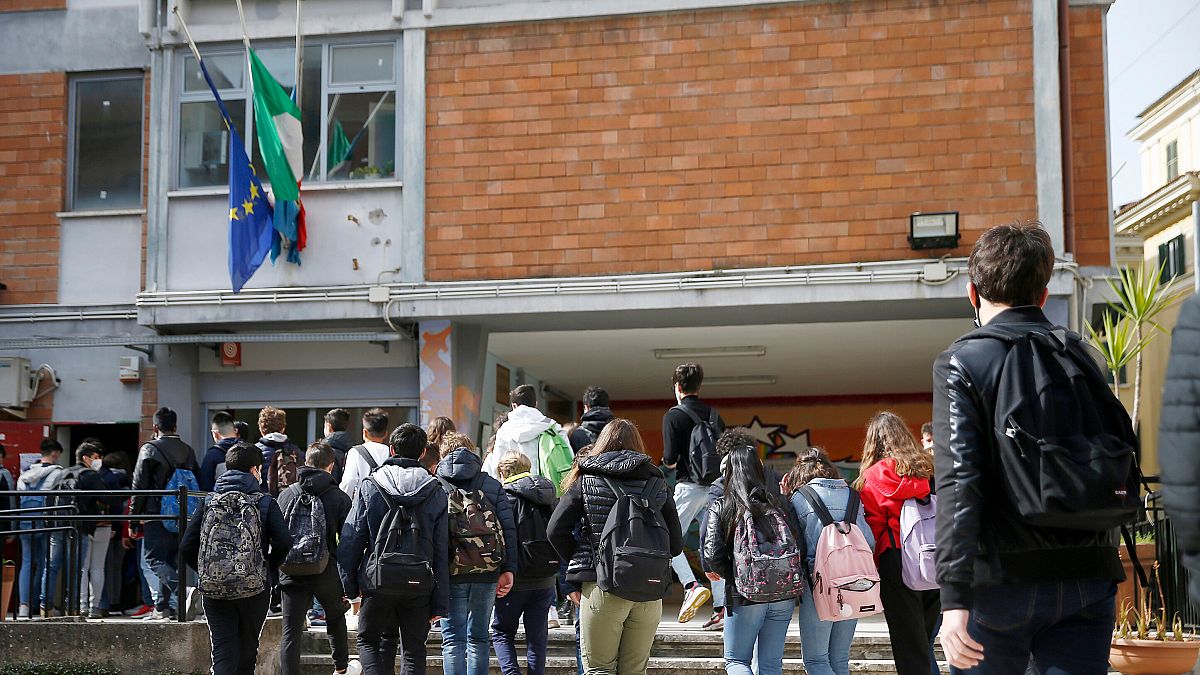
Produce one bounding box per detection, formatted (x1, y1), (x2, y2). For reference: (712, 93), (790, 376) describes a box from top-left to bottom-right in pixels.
(484, 405), (570, 480)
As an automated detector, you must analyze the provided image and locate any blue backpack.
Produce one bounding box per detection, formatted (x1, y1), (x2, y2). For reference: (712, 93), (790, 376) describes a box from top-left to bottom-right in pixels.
(18, 466), (64, 530)
(157, 444), (201, 532)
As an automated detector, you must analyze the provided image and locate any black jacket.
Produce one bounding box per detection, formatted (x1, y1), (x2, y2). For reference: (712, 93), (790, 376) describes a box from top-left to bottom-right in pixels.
(131, 436), (199, 515)
(702, 492), (800, 610)
(323, 431), (355, 485)
(933, 306), (1123, 611)
(569, 407), (614, 453)
(336, 457), (450, 616)
(546, 450), (684, 585)
(436, 449), (519, 583)
(503, 473), (559, 590)
(699, 466), (783, 571)
(277, 467), (352, 586)
(662, 396), (725, 484)
(58, 464), (123, 535)
(1160, 294), (1200, 606)
(181, 470), (293, 574)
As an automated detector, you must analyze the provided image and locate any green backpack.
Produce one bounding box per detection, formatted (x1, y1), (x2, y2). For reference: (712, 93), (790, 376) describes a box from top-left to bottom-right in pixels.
(538, 428), (574, 496)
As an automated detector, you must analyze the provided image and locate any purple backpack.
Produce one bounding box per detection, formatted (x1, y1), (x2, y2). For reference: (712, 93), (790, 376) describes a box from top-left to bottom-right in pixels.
(732, 507), (806, 603)
(898, 494), (939, 591)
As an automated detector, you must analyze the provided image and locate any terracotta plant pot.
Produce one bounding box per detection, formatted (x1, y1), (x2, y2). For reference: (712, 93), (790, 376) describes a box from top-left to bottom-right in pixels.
(1110, 638), (1200, 675)
(1117, 543), (1158, 613)
(0, 563), (14, 622)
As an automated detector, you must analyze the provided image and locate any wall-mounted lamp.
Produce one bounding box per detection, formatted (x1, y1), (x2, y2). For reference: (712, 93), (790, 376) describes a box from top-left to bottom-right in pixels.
(909, 212), (960, 250)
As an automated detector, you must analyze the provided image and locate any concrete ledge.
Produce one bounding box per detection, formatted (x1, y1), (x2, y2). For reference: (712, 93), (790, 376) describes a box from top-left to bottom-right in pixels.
(0, 617), (282, 675)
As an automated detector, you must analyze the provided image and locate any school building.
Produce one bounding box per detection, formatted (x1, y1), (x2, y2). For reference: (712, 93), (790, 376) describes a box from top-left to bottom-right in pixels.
(0, 0), (1121, 472)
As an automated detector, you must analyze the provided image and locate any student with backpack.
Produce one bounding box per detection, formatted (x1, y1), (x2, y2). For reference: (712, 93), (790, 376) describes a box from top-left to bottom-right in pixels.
(278, 442), (353, 675)
(856, 412), (939, 675)
(790, 448), (876, 675)
(436, 432), (519, 675)
(568, 386), (614, 453)
(182, 443), (292, 675)
(487, 385), (573, 489)
(547, 418), (684, 675)
(492, 451), (560, 675)
(200, 412), (240, 492)
(131, 407), (200, 621)
(661, 363), (725, 624)
(16, 439), (65, 619)
(934, 223), (1135, 673)
(701, 443), (804, 675)
(322, 408), (355, 485)
(59, 441), (124, 618)
(339, 409), (392, 500)
(257, 406), (303, 497)
(338, 424), (449, 675)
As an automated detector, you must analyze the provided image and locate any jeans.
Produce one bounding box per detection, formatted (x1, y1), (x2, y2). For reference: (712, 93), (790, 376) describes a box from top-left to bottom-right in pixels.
(951, 579), (1117, 675)
(575, 611), (583, 675)
(878, 549), (940, 675)
(723, 600), (794, 675)
(492, 586), (556, 675)
(441, 582), (498, 675)
(18, 533), (48, 611)
(929, 612), (943, 673)
(80, 526), (111, 612)
(579, 582), (660, 675)
(797, 592), (856, 675)
(358, 593), (430, 675)
(43, 531), (66, 611)
(142, 522), (179, 612)
(203, 590), (271, 675)
(139, 539), (164, 608)
(668, 481), (710, 588)
(102, 535), (125, 610)
(281, 566), (350, 675)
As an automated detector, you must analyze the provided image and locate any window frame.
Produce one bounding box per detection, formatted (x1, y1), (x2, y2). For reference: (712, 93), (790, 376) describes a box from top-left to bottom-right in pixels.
(172, 36), (402, 191)
(1159, 234), (1186, 282)
(67, 71), (145, 211)
(1167, 139), (1180, 183)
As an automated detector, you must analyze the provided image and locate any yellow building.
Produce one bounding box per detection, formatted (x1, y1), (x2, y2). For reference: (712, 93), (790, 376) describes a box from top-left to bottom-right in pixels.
(1114, 68), (1200, 477)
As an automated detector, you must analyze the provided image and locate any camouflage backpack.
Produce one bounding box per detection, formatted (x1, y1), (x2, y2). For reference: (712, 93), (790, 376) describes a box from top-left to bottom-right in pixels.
(439, 478), (504, 575)
(198, 491), (267, 600)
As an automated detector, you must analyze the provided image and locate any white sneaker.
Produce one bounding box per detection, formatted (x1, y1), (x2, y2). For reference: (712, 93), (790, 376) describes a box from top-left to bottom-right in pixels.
(677, 584), (712, 623)
(344, 608), (359, 633)
(547, 606), (560, 629)
(341, 660), (362, 675)
(17, 604), (30, 620)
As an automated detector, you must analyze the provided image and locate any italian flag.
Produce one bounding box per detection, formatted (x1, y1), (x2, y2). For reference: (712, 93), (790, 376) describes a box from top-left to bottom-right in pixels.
(248, 48), (302, 202)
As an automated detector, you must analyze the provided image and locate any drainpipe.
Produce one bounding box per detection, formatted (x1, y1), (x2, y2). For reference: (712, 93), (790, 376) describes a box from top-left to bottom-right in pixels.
(1059, 0), (1076, 256)
(1193, 198), (1199, 295)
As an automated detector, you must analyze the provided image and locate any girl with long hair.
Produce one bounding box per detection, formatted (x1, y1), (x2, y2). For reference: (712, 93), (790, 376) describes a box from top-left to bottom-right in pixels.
(702, 444), (801, 675)
(857, 412), (939, 675)
(789, 448), (874, 675)
(546, 419), (684, 675)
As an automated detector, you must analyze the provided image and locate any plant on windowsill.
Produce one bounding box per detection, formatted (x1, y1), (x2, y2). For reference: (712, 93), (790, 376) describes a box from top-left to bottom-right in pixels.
(1, 558), (14, 622)
(349, 166), (382, 180)
(1110, 563), (1200, 675)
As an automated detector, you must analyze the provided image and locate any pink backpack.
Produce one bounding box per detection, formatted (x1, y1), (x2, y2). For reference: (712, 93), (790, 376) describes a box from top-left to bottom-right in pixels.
(797, 486), (884, 622)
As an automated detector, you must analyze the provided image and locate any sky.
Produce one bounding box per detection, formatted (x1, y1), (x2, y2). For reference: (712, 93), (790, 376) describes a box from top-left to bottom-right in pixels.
(1107, 0), (1200, 207)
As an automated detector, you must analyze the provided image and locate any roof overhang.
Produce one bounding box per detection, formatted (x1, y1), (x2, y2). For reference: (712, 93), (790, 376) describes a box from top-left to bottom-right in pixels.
(1115, 172), (1200, 236)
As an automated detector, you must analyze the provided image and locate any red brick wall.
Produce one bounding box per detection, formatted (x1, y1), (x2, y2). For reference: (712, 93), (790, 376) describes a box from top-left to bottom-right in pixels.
(1068, 5), (1110, 267)
(0, 72), (65, 304)
(0, 0), (65, 11)
(426, 0), (1040, 281)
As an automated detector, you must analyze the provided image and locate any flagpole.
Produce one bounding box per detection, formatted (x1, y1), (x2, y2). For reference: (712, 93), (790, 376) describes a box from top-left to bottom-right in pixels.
(308, 93), (341, 180)
(233, 0), (252, 52)
(294, 0), (304, 102)
(171, 6), (204, 64)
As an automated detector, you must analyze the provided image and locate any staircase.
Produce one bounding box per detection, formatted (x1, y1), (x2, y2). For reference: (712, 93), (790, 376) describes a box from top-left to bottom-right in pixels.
(298, 624), (947, 674)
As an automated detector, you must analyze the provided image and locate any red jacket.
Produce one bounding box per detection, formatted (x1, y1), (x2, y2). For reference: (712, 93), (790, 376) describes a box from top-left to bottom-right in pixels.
(860, 458), (932, 561)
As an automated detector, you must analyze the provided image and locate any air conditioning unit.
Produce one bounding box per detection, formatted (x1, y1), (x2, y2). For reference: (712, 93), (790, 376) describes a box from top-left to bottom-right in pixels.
(0, 357), (35, 408)
(119, 356), (141, 383)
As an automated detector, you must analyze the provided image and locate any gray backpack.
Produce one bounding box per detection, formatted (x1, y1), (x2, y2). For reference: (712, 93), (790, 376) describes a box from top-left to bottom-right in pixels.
(198, 491), (267, 600)
(280, 487), (329, 576)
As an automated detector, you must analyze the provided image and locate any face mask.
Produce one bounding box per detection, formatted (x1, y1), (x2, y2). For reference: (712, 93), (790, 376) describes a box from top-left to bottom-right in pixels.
(90, 459), (102, 471)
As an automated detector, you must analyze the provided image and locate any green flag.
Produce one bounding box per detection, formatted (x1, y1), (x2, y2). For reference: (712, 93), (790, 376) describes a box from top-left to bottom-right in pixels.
(327, 119), (351, 173)
(248, 48), (302, 201)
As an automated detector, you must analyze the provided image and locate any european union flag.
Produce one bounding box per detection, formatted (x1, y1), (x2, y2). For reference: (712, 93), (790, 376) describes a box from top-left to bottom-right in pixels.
(196, 58), (273, 293)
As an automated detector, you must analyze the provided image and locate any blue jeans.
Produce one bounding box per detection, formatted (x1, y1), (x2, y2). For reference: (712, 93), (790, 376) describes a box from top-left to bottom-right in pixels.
(723, 599), (795, 675)
(18, 533), (48, 610)
(574, 612), (583, 675)
(43, 531), (66, 611)
(142, 522), (179, 612)
(952, 579), (1117, 675)
(797, 593), (856, 675)
(441, 582), (498, 675)
(491, 586), (555, 675)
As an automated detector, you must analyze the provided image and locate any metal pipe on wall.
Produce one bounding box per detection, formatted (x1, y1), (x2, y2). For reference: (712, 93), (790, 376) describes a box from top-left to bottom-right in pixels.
(1059, 0), (1076, 256)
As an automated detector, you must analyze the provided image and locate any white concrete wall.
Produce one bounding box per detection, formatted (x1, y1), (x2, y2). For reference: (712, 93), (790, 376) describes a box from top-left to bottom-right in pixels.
(58, 215), (143, 305)
(196, 339), (416, 373)
(1137, 98), (1199, 196)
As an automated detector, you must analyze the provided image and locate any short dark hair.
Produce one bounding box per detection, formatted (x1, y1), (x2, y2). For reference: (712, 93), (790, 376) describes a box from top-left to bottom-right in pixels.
(211, 411), (235, 434)
(582, 386), (609, 409)
(920, 422), (933, 438)
(233, 420), (250, 440)
(673, 363), (704, 394)
(968, 222), (1055, 308)
(389, 423), (428, 460)
(225, 442), (263, 472)
(363, 408), (389, 436)
(715, 427), (758, 456)
(154, 407), (178, 433)
(305, 441), (335, 469)
(76, 441), (103, 465)
(325, 408), (350, 432)
(510, 385), (536, 408)
(40, 438), (63, 456)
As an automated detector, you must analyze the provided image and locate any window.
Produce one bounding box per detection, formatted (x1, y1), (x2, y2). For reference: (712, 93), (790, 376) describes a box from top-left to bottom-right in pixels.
(1160, 234), (1186, 282)
(1167, 140), (1179, 182)
(176, 40), (398, 189)
(69, 74), (143, 210)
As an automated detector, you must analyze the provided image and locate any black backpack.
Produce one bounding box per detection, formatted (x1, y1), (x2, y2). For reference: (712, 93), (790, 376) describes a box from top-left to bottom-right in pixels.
(594, 476), (672, 602)
(959, 324), (1141, 531)
(674, 406), (721, 485)
(362, 477), (436, 600)
(513, 493), (560, 579)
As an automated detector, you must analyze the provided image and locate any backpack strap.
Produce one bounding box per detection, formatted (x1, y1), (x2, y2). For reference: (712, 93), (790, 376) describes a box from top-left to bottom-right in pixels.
(844, 488), (861, 526)
(707, 408), (719, 427)
(797, 485), (836, 528)
(672, 404), (704, 426)
(640, 476), (662, 503)
(1121, 525), (1150, 591)
(601, 476), (630, 503)
(354, 445), (379, 472)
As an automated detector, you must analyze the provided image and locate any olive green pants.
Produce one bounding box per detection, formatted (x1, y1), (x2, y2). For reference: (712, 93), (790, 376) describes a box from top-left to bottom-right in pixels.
(579, 582), (661, 675)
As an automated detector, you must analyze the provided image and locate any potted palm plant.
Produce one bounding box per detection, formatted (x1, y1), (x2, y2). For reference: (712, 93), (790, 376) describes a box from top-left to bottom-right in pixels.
(1, 558), (14, 621)
(1110, 564), (1200, 674)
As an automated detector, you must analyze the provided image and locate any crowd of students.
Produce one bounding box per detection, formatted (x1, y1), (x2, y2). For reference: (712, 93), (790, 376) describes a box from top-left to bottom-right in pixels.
(4, 222), (1141, 675)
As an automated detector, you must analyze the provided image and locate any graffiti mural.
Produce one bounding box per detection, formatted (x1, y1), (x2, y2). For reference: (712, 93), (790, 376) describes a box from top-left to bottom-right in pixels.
(419, 320), (453, 428)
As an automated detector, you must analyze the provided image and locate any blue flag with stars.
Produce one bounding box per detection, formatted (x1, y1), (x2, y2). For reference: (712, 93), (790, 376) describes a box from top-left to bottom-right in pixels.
(196, 58), (273, 293)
